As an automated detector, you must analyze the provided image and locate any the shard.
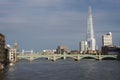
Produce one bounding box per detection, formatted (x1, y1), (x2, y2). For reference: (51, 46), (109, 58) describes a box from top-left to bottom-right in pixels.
(86, 6), (96, 50)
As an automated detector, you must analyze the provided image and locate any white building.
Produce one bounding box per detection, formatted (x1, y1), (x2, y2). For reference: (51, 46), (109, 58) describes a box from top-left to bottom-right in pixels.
(80, 41), (87, 53)
(102, 32), (112, 46)
(42, 49), (56, 55)
(6, 43), (18, 63)
(9, 49), (17, 63)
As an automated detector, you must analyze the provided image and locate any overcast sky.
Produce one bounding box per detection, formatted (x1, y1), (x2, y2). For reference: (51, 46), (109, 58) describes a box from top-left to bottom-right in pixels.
(0, 0), (120, 52)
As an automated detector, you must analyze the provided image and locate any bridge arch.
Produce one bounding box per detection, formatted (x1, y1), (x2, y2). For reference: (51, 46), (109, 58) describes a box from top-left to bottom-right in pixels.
(80, 55), (98, 60)
(33, 57), (48, 61)
(17, 57), (30, 61)
(101, 57), (117, 60)
(80, 56), (97, 60)
(100, 55), (118, 60)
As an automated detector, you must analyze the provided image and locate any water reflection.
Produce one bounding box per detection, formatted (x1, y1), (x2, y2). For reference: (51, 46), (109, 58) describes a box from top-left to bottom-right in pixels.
(0, 71), (4, 80)
(8, 66), (15, 72)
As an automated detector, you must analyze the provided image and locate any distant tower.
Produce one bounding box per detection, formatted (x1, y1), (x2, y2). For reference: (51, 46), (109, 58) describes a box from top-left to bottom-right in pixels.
(14, 42), (18, 52)
(87, 6), (96, 50)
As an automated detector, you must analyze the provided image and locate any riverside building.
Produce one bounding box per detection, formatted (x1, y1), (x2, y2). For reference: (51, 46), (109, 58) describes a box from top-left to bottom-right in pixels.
(0, 33), (5, 63)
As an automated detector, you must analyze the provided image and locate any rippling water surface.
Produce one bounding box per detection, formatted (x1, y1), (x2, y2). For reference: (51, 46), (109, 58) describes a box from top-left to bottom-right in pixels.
(0, 59), (120, 80)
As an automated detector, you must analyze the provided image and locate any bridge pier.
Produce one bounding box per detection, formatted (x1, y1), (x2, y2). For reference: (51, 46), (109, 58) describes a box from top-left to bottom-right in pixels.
(63, 52), (66, 60)
(52, 55), (56, 61)
(74, 55), (81, 61)
(77, 55), (80, 61)
(98, 55), (102, 60)
(29, 55), (33, 62)
(47, 57), (50, 60)
(63, 56), (66, 60)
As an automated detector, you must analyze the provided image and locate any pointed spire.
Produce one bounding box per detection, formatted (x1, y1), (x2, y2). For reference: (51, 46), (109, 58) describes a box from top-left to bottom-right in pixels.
(88, 6), (92, 15)
(87, 5), (94, 40)
(86, 6), (96, 51)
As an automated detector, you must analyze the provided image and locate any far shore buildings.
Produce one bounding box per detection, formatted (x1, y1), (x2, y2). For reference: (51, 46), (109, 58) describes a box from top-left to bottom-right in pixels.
(42, 49), (56, 55)
(56, 46), (68, 54)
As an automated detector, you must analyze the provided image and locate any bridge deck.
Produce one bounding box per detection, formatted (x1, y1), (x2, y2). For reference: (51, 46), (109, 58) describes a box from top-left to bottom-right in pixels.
(17, 54), (118, 61)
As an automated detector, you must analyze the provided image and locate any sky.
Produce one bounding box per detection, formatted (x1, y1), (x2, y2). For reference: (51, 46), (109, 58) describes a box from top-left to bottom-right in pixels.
(0, 0), (120, 52)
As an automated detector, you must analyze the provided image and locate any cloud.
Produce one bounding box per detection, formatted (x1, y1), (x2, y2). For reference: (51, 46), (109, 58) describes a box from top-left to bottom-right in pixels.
(24, 0), (62, 7)
(93, 10), (120, 30)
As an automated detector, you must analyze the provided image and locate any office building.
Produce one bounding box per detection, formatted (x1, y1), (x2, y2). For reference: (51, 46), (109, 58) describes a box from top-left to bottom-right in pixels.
(79, 41), (87, 53)
(102, 32), (112, 46)
(86, 6), (96, 51)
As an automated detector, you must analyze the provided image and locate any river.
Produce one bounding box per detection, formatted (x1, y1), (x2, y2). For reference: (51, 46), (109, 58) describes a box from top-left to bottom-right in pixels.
(0, 59), (120, 80)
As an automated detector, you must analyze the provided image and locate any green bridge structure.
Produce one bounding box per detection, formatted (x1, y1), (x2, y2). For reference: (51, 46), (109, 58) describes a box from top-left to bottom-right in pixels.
(17, 53), (119, 61)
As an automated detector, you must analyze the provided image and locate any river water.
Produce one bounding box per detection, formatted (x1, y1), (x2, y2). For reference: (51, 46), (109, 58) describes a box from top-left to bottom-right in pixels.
(0, 59), (120, 80)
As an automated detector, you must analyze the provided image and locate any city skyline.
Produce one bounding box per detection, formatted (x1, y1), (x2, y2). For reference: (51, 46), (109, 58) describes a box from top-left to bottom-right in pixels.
(0, 0), (120, 51)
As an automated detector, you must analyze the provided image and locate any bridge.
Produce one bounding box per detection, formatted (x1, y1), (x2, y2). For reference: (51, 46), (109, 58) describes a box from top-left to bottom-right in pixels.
(17, 53), (118, 61)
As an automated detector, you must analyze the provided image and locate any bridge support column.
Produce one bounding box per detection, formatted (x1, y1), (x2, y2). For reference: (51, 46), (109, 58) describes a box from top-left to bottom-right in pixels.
(29, 56), (33, 62)
(47, 57), (50, 60)
(75, 55), (80, 61)
(77, 55), (80, 61)
(63, 56), (66, 60)
(98, 55), (102, 60)
(52, 55), (56, 61)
